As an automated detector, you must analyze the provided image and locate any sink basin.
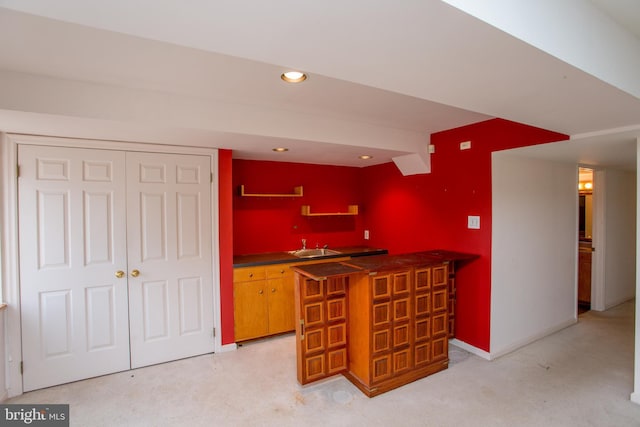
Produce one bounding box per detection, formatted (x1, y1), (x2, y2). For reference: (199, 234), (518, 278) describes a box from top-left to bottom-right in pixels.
(288, 248), (342, 258)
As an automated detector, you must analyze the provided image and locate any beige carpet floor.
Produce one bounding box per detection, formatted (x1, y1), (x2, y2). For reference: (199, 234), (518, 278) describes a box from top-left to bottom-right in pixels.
(8, 300), (640, 426)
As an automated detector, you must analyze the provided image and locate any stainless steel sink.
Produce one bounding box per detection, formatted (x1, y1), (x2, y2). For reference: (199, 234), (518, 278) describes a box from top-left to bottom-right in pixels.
(288, 248), (342, 258)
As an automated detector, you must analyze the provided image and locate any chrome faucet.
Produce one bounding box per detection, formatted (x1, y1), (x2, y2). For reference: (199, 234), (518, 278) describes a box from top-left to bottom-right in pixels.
(301, 239), (307, 250)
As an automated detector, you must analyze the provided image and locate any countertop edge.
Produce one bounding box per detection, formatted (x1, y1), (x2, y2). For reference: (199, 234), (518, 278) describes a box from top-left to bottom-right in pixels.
(290, 250), (480, 278)
(233, 248), (389, 268)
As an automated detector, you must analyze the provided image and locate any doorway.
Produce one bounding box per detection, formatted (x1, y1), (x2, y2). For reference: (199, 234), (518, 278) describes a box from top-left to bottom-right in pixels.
(577, 167), (594, 314)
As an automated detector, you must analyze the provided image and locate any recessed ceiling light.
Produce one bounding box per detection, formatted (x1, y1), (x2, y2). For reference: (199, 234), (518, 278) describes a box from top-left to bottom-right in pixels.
(359, 155), (373, 160)
(281, 71), (307, 83)
(272, 147), (289, 152)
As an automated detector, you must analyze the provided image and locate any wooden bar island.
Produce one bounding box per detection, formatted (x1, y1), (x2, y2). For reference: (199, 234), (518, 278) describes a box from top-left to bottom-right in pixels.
(292, 251), (475, 397)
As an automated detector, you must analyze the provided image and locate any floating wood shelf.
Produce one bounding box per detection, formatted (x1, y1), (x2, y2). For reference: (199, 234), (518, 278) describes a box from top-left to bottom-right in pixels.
(301, 205), (358, 216)
(239, 185), (303, 197)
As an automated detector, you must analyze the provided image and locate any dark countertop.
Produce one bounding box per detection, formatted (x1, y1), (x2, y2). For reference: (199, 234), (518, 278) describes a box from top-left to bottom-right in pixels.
(293, 249), (480, 278)
(344, 252), (448, 273)
(416, 249), (480, 262)
(291, 262), (364, 281)
(233, 246), (388, 268)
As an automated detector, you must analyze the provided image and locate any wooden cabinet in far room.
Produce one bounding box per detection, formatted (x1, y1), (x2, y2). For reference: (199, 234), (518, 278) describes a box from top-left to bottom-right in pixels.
(578, 242), (593, 307)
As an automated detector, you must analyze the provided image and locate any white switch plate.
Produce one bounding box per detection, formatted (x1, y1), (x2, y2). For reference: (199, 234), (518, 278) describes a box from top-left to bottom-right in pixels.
(428, 144), (435, 154)
(468, 215), (480, 229)
(460, 141), (471, 150)
(364, 230), (370, 240)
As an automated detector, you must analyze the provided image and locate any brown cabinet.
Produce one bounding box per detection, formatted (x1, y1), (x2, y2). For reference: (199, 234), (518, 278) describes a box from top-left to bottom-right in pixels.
(295, 274), (349, 384)
(344, 264), (449, 396)
(293, 257), (450, 397)
(233, 258), (350, 342)
(265, 265), (296, 336)
(234, 279), (270, 340)
(447, 262), (456, 338)
(233, 264), (295, 341)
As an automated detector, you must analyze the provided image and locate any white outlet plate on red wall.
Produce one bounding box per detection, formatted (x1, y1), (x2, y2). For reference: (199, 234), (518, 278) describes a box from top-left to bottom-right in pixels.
(468, 215), (480, 229)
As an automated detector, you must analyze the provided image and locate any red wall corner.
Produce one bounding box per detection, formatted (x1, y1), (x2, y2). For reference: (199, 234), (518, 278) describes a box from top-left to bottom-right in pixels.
(361, 118), (568, 352)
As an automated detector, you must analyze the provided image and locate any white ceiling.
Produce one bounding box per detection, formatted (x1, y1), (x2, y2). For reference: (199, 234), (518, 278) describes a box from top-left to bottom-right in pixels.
(591, 0), (640, 39)
(0, 0), (639, 168)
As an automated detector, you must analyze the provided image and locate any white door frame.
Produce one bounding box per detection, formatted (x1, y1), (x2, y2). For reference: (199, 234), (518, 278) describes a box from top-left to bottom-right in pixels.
(0, 133), (222, 398)
(633, 136), (640, 406)
(590, 168), (606, 311)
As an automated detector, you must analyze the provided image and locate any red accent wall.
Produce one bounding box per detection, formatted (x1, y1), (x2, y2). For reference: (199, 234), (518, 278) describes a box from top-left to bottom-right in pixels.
(232, 160), (366, 255)
(218, 149), (235, 345)
(224, 119), (567, 351)
(360, 119), (568, 351)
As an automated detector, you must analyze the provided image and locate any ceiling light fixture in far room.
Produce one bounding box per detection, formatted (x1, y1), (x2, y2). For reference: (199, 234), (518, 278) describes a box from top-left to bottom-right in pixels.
(272, 147), (289, 152)
(359, 155), (373, 160)
(281, 71), (307, 83)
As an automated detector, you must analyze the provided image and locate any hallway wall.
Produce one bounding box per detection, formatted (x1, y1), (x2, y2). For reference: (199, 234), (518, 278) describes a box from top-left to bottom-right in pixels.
(594, 169), (636, 309)
(491, 154), (577, 358)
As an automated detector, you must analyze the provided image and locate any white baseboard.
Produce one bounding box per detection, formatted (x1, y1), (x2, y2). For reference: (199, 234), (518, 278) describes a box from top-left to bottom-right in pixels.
(449, 339), (491, 360)
(0, 390), (7, 403)
(631, 392), (640, 406)
(489, 318), (577, 360)
(604, 295), (636, 311)
(217, 343), (237, 353)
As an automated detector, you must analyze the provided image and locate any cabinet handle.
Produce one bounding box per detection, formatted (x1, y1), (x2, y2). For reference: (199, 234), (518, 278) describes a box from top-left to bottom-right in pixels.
(271, 288), (276, 293)
(249, 273), (253, 278)
(258, 289), (263, 295)
(280, 269), (284, 274)
(131, 269), (140, 277)
(115, 270), (125, 279)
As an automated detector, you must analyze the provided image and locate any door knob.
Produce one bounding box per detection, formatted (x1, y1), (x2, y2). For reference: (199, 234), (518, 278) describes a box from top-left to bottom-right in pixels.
(115, 270), (125, 279)
(131, 269), (140, 277)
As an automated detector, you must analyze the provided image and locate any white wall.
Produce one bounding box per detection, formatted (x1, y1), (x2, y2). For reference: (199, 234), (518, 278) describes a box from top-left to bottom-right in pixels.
(632, 137), (640, 406)
(593, 169), (636, 309)
(0, 308), (6, 402)
(1, 134), (22, 397)
(491, 153), (577, 358)
(442, 0), (640, 100)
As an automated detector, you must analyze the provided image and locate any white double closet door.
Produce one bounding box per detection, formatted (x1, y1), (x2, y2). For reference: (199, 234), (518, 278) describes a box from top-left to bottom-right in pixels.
(18, 145), (215, 392)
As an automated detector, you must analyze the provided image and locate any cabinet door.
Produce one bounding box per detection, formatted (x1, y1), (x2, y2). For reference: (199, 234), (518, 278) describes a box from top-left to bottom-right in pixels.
(295, 274), (349, 384)
(234, 281), (269, 341)
(267, 276), (295, 334)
